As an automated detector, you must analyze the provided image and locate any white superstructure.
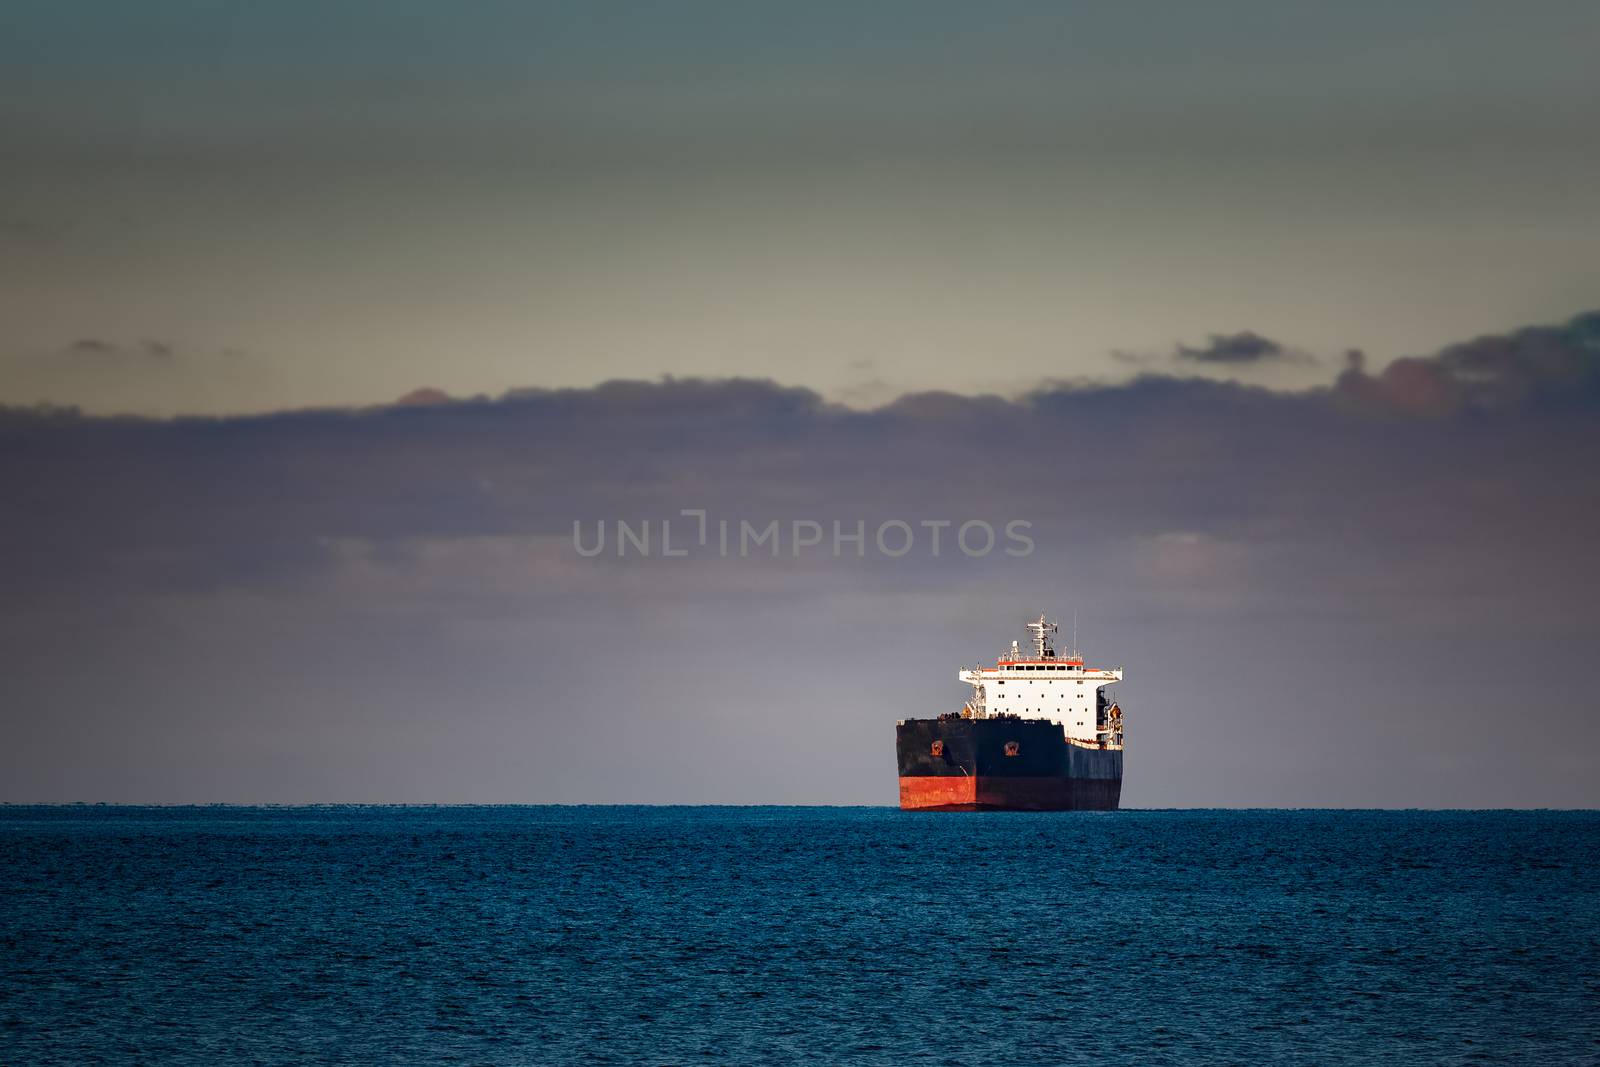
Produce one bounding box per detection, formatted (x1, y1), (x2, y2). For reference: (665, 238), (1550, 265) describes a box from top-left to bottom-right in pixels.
(957, 614), (1124, 748)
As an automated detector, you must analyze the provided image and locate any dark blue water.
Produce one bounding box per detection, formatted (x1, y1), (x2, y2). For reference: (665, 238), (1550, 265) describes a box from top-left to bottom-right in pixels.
(2, 808), (1597, 1065)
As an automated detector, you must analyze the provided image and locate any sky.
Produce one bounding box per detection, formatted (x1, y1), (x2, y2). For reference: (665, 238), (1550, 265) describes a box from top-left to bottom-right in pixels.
(3, 1), (1599, 413)
(2, 3), (1598, 805)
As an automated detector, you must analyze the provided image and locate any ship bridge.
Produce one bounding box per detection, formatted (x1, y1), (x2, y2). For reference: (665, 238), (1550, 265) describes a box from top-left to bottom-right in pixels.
(957, 614), (1124, 746)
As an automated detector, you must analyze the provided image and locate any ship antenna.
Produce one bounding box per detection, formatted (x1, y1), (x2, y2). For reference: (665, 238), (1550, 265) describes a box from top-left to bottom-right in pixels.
(1025, 613), (1058, 660)
(1073, 610), (1078, 658)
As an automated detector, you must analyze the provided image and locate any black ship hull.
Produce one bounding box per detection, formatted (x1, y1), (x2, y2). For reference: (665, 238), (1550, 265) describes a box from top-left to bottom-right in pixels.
(897, 717), (1122, 811)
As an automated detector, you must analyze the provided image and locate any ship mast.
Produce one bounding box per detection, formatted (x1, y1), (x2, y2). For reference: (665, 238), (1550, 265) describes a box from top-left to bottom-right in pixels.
(1025, 614), (1058, 660)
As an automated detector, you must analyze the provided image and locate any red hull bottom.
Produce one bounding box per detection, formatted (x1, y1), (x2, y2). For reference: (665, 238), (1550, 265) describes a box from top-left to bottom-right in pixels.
(898, 775), (1120, 811)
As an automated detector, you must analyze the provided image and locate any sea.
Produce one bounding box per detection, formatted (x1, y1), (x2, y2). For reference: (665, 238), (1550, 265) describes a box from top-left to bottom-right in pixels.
(2, 807), (1596, 1065)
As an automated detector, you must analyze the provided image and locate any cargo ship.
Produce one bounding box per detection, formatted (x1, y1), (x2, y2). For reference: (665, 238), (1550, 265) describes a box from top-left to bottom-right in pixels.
(897, 614), (1124, 811)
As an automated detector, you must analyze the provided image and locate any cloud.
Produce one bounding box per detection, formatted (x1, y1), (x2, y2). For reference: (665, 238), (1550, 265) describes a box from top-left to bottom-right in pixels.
(394, 387), (454, 407)
(61, 338), (177, 360)
(2, 311), (1598, 804)
(6, 312), (1597, 602)
(1335, 311), (1600, 414)
(1174, 330), (1290, 364)
(1, 338), (276, 417)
